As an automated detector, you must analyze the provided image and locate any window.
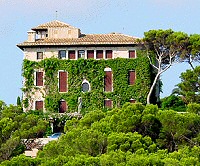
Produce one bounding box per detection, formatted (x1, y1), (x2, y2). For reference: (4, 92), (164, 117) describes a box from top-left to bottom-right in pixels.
(58, 50), (66, 59)
(36, 72), (43, 86)
(68, 50), (75, 59)
(59, 100), (67, 113)
(106, 50), (112, 59)
(37, 52), (43, 59)
(82, 79), (90, 92)
(130, 99), (136, 103)
(128, 70), (136, 85)
(87, 50), (94, 59)
(104, 99), (112, 108)
(104, 68), (113, 92)
(59, 71), (67, 92)
(129, 50), (136, 58)
(35, 101), (43, 110)
(82, 83), (89, 92)
(96, 50), (103, 59)
(78, 50), (85, 59)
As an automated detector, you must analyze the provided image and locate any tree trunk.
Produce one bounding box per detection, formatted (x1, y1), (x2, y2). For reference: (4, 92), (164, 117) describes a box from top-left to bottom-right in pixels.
(147, 72), (161, 104)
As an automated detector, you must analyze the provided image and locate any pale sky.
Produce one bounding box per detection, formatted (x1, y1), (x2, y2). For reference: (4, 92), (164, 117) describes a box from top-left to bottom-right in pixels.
(0, 0), (199, 104)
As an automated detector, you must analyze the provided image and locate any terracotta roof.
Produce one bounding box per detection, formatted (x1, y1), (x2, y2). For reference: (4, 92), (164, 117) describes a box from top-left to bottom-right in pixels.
(31, 20), (76, 30)
(17, 33), (138, 48)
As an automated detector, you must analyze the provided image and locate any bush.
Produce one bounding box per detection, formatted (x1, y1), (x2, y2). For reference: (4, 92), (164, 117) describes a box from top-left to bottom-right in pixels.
(161, 95), (186, 112)
(186, 103), (200, 115)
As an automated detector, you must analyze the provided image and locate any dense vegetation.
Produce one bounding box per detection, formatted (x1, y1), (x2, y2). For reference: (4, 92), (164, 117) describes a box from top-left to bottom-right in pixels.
(176, 66), (200, 104)
(0, 101), (48, 163)
(1, 102), (200, 165)
(22, 51), (153, 113)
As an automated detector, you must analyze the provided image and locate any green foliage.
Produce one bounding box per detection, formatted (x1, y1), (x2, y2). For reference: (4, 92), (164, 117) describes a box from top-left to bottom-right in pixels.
(3, 103), (200, 165)
(143, 104), (159, 115)
(157, 110), (200, 152)
(16, 96), (21, 107)
(184, 34), (200, 69)
(140, 113), (161, 141)
(177, 66), (200, 104)
(143, 29), (189, 59)
(107, 132), (156, 153)
(0, 104), (48, 162)
(186, 103), (200, 115)
(1, 154), (38, 166)
(161, 95), (186, 112)
(79, 110), (105, 128)
(22, 51), (152, 113)
(23, 98), (29, 108)
(0, 100), (6, 111)
(36, 103), (158, 164)
(189, 34), (200, 56)
(22, 60), (37, 92)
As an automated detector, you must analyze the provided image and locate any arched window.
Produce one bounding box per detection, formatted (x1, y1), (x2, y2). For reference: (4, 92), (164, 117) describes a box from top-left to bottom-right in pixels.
(82, 79), (91, 92)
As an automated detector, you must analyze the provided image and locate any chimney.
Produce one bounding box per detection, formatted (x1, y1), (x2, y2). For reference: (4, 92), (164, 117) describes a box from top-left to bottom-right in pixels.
(27, 30), (36, 42)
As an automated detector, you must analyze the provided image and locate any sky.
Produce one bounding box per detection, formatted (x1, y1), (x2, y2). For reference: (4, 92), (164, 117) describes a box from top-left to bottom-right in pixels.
(0, 0), (199, 104)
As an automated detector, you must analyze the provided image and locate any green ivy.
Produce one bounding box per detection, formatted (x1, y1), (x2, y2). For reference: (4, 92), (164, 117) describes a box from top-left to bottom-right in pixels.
(22, 51), (152, 114)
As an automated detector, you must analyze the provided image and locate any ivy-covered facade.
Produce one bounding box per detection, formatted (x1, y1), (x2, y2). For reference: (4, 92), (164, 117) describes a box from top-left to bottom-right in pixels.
(17, 20), (153, 114)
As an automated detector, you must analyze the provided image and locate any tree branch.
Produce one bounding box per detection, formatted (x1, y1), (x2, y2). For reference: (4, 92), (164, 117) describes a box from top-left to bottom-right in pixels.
(147, 55), (158, 70)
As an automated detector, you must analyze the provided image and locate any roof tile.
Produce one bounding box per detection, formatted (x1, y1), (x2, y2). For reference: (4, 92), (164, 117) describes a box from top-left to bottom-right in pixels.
(17, 34), (138, 47)
(32, 20), (76, 30)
